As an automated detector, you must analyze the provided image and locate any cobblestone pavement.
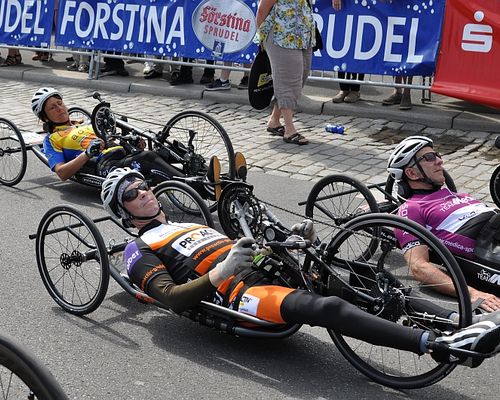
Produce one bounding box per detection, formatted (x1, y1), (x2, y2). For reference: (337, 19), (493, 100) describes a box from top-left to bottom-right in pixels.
(2, 78), (500, 203)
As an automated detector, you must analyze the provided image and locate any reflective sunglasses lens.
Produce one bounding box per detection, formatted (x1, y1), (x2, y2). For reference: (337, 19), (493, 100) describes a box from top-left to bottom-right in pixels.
(122, 181), (149, 202)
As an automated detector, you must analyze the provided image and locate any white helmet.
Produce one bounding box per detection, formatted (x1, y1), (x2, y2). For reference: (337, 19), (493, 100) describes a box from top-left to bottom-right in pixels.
(31, 87), (61, 118)
(101, 167), (145, 220)
(387, 136), (433, 180)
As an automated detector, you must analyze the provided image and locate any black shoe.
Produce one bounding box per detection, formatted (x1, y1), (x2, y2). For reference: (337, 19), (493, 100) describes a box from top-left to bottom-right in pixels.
(170, 71), (193, 86)
(238, 76), (249, 90)
(200, 73), (214, 85)
(115, 67), (129, 77)
(144, 70), (162, 79)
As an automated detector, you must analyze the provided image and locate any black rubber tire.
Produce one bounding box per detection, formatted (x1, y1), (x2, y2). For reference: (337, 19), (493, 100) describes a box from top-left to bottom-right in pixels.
(324, 213), (471, 389)
(153, 180), (214, 228)
(158, 110), (235, 180)
(0, 333), (68, 399)
(68, 106), (91, 125)
(305, 174), (379, 246)
(489, 164), (500, 208)
(35, 205), (110, 316)
(0, 117), (27, 186)
(385, 169), (457, 203)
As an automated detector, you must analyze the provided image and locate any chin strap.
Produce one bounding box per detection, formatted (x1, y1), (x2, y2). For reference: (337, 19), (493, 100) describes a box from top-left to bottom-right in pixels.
(413, 159), (444, 189)
(125, 201), (163, 222)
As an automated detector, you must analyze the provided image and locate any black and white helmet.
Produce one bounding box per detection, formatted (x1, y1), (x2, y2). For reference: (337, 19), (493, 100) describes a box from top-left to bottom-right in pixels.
(387, 136), (433, 180)
(31, 87), (61, 118)
(101, 167), (145, 220)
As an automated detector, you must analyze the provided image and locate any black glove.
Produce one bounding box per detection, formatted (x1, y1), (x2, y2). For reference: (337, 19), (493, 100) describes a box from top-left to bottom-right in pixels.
(85, 138), (102, 158)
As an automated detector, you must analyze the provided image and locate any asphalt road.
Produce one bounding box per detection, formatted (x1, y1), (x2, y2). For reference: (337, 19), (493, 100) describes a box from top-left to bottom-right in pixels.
(0, 83), (498, 399)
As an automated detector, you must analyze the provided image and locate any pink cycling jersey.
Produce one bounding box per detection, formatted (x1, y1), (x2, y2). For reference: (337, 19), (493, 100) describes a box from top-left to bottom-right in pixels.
(395, 188), (496, 258)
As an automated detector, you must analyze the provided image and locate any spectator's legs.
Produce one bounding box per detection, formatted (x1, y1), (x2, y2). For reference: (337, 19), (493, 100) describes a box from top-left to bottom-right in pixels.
(200, 60), (215, 84)
(344, 73), (363, 103)
(400, 76), (413, 110)
(0, 49), (22, 67)
(333, 72), (349, 103)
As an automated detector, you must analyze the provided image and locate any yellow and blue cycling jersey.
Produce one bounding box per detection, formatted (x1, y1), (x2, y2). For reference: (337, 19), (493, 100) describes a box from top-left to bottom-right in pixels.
(43, 124), (121, 171)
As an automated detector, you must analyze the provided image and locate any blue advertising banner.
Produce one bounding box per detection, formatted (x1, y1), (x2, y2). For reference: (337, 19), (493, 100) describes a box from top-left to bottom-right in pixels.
(56, 0), (259, 64)
(311, 0), (446, 75)
(0, 0), (55, 47)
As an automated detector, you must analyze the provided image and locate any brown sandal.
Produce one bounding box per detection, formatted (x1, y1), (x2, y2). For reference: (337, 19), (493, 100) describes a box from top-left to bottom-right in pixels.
(283, 133), (308, 145)
(0, 54), (22, 67)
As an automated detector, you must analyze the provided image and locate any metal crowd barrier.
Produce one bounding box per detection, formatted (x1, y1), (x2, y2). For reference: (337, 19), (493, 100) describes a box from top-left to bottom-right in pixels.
(0, 44), (433, 102)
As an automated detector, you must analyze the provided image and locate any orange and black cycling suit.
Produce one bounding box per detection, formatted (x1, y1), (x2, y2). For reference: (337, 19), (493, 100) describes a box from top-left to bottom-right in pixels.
(124, 219), (428, 354)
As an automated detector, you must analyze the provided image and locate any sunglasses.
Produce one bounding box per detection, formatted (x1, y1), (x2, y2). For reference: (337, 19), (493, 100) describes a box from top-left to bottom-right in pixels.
(122, 181), (150, 203)
(415, 151), (442, 164)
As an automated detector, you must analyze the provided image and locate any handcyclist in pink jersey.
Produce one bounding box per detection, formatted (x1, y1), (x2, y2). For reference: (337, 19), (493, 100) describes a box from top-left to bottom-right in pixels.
(388, 136), (500, 312)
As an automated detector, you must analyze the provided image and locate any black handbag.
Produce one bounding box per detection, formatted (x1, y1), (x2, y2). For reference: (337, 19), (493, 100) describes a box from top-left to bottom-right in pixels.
(313, 24), (323, 51)
(307, 0), (323, 51)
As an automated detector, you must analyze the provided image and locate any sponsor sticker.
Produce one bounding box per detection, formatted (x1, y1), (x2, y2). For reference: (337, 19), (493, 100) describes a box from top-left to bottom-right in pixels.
(172, 227), (227, 256)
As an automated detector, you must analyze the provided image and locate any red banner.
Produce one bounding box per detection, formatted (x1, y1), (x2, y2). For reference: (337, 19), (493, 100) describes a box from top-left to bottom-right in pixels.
(432, 0), (500, 109)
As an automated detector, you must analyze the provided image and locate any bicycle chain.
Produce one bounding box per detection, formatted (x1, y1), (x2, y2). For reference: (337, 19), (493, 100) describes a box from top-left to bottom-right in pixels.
(252, 195), (393, 245)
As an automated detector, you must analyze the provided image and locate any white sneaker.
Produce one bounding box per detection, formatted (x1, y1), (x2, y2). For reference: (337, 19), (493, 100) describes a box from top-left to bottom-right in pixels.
(430, 321), (500, 367)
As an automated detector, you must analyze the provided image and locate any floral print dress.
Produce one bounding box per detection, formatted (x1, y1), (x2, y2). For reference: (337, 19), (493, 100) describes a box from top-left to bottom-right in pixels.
(258, 0), (315, 50)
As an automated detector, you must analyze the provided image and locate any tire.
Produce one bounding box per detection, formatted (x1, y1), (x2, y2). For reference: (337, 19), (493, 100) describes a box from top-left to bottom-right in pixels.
(0, 333), (68, 399)
(0, 117), (27, 186)
(305, 174), (379, 245)
(158, 111), (235, 180)
(324, 213), (471, 389)
(489, 164), (500, 208)
(153, 181), (214, 228)
(35, 205), (110, 316)
(385, 169), (457, 203)
(68, 106), (91, 125)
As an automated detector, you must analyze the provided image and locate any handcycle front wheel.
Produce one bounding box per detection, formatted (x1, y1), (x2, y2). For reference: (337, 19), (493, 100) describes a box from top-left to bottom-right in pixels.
(324, 213), (471, 389)
(0, 117), (27, 186)
(305, 174), (379, 245)
(153, 180), (214, 228)
(35, 205), (110, 316)
(158, 110), (236, 180)
(0, 333), (68, 399)
(68, 106), (91, 126)
(488, 164), (500, 208)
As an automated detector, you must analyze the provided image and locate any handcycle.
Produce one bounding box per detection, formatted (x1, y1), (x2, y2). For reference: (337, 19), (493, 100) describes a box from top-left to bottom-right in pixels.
(31, 178), (499, 390)
(0, 331), (68, 399)
(302, 168), (500, 297)
(0, 92), (242, 210)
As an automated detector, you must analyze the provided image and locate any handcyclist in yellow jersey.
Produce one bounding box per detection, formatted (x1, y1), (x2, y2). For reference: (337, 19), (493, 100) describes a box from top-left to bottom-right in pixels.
(99, 167), (500, 368)
(32, 87), (182, 183)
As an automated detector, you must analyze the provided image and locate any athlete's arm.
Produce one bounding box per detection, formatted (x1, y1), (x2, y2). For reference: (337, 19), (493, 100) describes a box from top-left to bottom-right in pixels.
(405, 245), (500, 312)
(53, 153), (92, 181)
(148, 273), (215, 314)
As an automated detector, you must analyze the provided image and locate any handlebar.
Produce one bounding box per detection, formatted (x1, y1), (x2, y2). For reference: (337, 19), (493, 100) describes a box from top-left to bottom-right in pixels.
(266, 238), (311, 250)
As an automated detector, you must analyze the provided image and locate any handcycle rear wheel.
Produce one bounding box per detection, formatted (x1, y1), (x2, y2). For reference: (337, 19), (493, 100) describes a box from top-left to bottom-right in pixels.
(68, 106), (91, 125)
(158, 111), (236, 180)
(0, 117), (27, 186)
(489, 164), (500, 208)
(0, 333), (68, 399)
(305, 174), (379, 245)
(324, 213), (471, 389)
(153, 180), (214, 228)
(35, 205), (110, 316)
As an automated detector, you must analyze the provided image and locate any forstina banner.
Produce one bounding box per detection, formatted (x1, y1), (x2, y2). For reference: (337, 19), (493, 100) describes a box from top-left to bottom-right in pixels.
(432, 0), (500, 109)
(56, 0), (258, 64)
